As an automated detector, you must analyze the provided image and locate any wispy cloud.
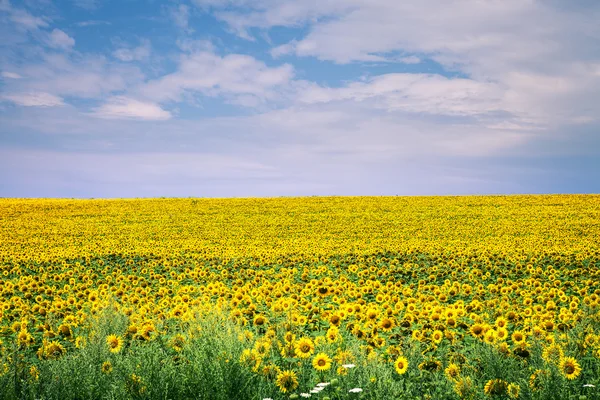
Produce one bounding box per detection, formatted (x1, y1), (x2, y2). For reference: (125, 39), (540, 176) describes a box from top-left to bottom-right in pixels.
(113, 39), (151, 62)
(137, 49), (294, 106)
(169, 3), (192, 33)
(1, 53), (145, 99)
(1, 71), (22, 79)
(8, 7), (49, 30)
(92, 96), (172, 120)
(47, 28), (75, 50)
(75, 20), (111, 27)
(2, 92), (65, 107)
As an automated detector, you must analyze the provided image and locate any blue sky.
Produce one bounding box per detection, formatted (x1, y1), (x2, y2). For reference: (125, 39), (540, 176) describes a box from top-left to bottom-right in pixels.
(1, 0), (599, 197)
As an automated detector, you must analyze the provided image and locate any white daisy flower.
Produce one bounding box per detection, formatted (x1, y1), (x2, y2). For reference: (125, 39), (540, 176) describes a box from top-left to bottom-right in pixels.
(342, 364), (356, 369)
(316, 382), (331, 387)
(300, 394), (311, 398)
(349, 387), (363, 393)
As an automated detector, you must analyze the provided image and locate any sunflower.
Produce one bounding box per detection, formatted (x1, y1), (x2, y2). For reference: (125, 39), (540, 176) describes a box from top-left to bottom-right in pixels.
(44, 340), (66, 359)
(454, 376), (475, 399)
(470, 323), (485, 338)
(58, 324), (72, 338)
(29, 366), (39, 381)
(484, 329), (496, 344)
(295, 337), (315, 359)
(366, 308), (379, 322)
(261, 363), (281, 381)
(379, 317), (394, 332)
(445, 363), (460, 381)
(419, 359), (442, 372)
(484, 379), (508, 396)
(284, 331), (295, 343)
(394, 356), (409, 375)
(326, 326), (340, 343)
(511, 330), (526, 344)
(542, 343), (563, 365)
(529, 369), (548, 391)
(139, 323), (156, 341)
(495, 316), (508, 329)
(253, 315), (267, 326)
(253, 339), (271, 357)
(276, 370), (299, 393)
(495, 327), (508, 341)
(507, 383), (520, 399)
(280, 342), (295, 358)
(17, 330), (34, 347)
(101, 361), (113, 374)
(431, 329), (444, 344)
(559, 356), (581, 380)
(106, 334), (124, 353)
(312, 352), (332, 371)
(170, 334), (186, 352)
(329, 313), (342, 327)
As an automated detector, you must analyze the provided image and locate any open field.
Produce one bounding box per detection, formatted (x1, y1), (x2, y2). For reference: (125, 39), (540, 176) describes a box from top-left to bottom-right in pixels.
(1, 195), (599, 399)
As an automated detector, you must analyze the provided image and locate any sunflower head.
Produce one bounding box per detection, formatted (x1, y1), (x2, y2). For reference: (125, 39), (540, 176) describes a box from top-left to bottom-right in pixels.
(559, 356), (581, 380)
(394, 356), (409, 375)
(295, 337), (315, 359)
(507, 383), (520, 399)
(312, 352), (332, 371)
(101, 361), (113, 374)
(275, 370), (299, 393)
(106, 334), (123, 353)
(444, 363), (460, 381)
(484, 379), (508, 396)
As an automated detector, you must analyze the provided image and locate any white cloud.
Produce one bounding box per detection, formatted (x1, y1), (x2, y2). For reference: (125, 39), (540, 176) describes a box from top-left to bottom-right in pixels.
(297, 73), (506, 117)
(1, 71), (22, 79)
(170, 4), (192, 32)
(113, 39), (151, 62)
(270, 41), (295, 58)
(138, 49), (294, 105)
(8, 8), (49, 30)
(196, 0), (600, 127)
(92, 96), (172, 120)
(76, 20), (111, 27)
(1, 53), (145, 99)
(47, 29), (75, 49)
(399, 56), (421, 64)
(2, 92), (65, 107)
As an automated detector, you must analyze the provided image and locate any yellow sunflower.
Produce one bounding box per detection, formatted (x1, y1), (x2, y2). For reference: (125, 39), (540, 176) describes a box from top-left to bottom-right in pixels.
(101, 361), (113, 374)
(106, 334), (124, 354)
(484, 379), (508, 396)
(507, 383), (520, 399)
(559, 357), (581, 380)
(312, 352), (332, 371)
(394, 356), (409, 375)
(276, 370), (299, 393)
(253, 315), (268, 326)
(294, 337), (315, 359)
(431, 330), (444, 344)
(444, 363), (460, 381)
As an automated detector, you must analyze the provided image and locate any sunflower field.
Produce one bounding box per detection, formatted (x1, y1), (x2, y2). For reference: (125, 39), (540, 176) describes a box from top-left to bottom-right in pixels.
(0, 195), (599, 400)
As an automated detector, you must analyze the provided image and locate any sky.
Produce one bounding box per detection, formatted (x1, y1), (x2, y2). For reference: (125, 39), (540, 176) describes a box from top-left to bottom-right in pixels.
(1, 0), (599, 198)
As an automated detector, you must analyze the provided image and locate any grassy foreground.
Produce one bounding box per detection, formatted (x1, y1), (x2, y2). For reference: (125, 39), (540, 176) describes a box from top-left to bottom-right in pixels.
(0, 195), (599, 399)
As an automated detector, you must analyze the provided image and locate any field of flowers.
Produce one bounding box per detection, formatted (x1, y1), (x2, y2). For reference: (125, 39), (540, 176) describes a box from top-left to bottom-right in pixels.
(0, 195), (599, 400)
